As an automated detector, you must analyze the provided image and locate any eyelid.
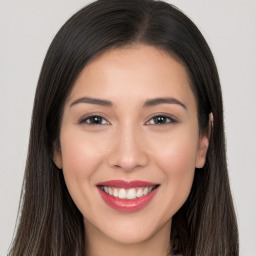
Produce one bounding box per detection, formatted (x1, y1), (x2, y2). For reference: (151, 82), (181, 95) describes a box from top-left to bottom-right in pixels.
(77, 112), (178, 126)
(145, 113), (178, 125)
(78, 113), (111, 125)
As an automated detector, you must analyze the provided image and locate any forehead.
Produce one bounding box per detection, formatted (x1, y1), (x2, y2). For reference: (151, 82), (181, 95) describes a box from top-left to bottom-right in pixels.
(67, 44), (196, 109)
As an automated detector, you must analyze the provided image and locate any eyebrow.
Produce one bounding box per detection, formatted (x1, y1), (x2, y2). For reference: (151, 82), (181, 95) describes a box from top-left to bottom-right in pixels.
(70, 96), (186, 110)
(70, 97), (113, 107)
(143, 97), (187, 110)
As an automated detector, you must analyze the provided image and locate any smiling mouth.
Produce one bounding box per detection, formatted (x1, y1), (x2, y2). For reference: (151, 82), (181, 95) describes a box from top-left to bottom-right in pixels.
(97, 180), (160, 212)
(99, 185), (159, 200)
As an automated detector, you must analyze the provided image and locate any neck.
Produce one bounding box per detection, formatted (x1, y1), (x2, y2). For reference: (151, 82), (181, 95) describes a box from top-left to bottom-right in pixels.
(84, 220), (171, 256)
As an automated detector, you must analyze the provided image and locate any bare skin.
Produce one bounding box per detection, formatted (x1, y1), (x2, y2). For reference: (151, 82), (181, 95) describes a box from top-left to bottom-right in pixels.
(54, 44), (210, 256)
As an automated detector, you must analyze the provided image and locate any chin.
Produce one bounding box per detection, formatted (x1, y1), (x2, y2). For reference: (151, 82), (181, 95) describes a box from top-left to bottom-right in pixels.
(84, 212), (172, 246)
(102, 226), (159, 244)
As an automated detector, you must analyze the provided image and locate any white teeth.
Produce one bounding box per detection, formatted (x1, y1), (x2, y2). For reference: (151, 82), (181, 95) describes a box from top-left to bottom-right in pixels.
(127, 188), (137, 199)
(113, 188), (119, 197)
(143, 187), (149, 195)
(101, 185), (157, 199)
(136, 188), (143, 198)
(119, 189), (126, 199)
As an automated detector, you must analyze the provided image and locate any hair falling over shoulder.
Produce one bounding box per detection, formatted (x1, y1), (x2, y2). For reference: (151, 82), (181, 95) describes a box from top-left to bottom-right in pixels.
(9, 0), (239, 255)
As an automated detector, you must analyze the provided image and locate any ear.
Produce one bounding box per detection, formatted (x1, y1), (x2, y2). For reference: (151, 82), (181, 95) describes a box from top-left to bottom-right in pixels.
(195, 113), (213, 169)
(53, 142), (63, 169)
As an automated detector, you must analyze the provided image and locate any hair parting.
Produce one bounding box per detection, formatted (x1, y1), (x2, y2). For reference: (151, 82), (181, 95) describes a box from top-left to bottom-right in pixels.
(9, 1), (238, 255)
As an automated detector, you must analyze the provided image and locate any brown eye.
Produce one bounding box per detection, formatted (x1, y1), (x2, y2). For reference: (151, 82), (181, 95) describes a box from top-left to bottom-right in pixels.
(80, 115), (109, 125)
(147, 115), (176, 125)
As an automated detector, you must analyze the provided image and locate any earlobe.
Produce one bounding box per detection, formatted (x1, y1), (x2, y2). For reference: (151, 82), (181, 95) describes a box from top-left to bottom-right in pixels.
(195, 135), (209, 168)
(53, 144), (63, 169)
(195, 113), (213, 169)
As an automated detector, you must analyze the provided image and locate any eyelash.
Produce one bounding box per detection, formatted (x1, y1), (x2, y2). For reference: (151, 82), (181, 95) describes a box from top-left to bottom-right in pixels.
(146, 115), (177, 125)
(79, 115), (109, 125)
(78, 114), (177, 126)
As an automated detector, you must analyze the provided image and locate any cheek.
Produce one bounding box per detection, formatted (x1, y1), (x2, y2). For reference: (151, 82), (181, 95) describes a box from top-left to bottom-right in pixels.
(153, 126), (198, 173)
(162, 139), (197, 173)
(59, 129), (106, 209)
(153, 130), (198, 212)
(60, 129), (106, 176)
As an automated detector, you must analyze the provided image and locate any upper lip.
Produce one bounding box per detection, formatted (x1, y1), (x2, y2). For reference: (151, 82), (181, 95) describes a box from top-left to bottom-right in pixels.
(97, 180), (159, 189)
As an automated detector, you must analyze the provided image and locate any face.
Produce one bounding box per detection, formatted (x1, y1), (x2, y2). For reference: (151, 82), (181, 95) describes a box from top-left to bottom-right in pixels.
(54, 45), (209, 245)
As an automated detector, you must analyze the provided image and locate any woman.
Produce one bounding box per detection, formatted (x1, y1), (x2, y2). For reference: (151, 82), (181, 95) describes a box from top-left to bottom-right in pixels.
(9, 0), (239, 255)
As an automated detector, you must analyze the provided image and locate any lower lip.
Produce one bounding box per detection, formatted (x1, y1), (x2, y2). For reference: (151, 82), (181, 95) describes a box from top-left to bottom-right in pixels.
(97, 187), (159, 213)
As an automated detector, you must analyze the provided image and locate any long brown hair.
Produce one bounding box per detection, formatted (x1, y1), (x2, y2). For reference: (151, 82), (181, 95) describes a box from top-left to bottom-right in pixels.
(9, 0), (239, 255)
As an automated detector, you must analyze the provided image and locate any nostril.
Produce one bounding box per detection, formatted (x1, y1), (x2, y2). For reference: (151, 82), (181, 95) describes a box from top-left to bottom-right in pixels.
(106, 139), (149, 170)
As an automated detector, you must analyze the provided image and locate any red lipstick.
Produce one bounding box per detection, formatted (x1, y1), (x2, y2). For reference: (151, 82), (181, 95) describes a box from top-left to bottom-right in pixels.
(97, 180), (159, 213)
(99, 180), (157, 188)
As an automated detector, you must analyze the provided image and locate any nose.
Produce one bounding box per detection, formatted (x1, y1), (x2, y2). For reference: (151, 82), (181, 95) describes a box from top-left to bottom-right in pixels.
(107, 125), (149, 171)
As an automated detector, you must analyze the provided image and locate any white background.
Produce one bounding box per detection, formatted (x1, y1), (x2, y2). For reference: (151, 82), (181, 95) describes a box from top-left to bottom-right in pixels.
(0, 0), (255, 255)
